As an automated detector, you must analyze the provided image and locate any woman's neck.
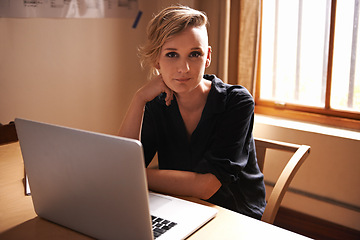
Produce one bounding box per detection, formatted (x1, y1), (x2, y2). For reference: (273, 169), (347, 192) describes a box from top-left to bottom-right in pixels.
(175, 79), (211, 112)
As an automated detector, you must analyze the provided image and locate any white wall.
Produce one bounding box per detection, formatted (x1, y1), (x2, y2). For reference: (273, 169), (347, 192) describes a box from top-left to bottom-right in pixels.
(254, 115), (360, 231)
(0, 17), (144, 133)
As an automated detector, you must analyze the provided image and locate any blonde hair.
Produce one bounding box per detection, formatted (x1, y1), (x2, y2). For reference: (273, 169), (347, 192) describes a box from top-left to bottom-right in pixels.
(138, 5), (209, 77)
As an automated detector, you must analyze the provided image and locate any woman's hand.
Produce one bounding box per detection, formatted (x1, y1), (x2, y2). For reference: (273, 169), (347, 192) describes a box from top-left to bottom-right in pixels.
(136, 75), (174, 106)
(118, 75), (174, 139)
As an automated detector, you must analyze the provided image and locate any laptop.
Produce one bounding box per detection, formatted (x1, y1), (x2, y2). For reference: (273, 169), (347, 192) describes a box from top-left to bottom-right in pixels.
(15, 118), (217, 240)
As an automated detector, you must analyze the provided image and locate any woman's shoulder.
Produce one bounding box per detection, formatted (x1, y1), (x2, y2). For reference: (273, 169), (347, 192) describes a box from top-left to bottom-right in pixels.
(205, 74), (254, 105)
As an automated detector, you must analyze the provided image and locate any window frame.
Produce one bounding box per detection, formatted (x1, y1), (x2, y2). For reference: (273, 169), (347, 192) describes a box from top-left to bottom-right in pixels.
(255, 0), (360, 130)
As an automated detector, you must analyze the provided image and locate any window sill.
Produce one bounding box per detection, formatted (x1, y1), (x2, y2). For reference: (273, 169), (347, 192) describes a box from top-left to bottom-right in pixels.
(254, 113), (360, 141)
(254, 105), (360, 132)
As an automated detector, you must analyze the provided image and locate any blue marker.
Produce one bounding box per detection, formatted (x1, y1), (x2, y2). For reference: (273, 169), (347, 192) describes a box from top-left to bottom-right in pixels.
(132, 10), (143, 29)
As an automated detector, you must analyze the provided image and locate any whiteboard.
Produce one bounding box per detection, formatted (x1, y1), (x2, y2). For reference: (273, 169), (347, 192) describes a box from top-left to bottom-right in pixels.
(0, 0), (139, 18)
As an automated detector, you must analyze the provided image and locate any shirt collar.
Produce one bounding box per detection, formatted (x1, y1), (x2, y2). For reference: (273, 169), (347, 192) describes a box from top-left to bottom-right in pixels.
(202, 74), (228, 118)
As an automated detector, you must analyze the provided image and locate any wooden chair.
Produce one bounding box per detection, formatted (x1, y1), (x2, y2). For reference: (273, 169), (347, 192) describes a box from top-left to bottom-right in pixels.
(254, 137), (310, 224)
(0, 122), (18, 145)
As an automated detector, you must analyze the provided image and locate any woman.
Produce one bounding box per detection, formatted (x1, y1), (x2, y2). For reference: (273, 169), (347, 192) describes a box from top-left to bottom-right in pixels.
(118, 5), (266, 219)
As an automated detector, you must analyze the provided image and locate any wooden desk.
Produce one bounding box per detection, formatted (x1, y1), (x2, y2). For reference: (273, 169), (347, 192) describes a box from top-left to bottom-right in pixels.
(0, 143), (309, 239)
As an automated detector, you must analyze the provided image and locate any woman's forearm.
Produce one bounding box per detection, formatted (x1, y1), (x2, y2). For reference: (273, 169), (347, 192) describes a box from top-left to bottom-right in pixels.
(146, 168), (221, 200)
(118, 91), (147, 140)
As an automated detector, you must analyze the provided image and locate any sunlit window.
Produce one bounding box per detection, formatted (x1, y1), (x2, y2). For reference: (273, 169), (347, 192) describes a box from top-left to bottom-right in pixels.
(258, 0), (360, 122)
(331, 0), (360, 112)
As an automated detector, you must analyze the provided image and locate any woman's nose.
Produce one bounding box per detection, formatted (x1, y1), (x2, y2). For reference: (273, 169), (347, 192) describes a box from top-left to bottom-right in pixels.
(177, 59), (190, 73)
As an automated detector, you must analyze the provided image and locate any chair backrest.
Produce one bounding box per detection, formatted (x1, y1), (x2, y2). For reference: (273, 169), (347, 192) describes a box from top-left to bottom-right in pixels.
(254, 137), (310, 224)
(0, 122), (18, 145)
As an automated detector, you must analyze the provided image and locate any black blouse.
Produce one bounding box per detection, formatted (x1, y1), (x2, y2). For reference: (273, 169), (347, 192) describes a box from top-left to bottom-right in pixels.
(141, 74), (266, 219)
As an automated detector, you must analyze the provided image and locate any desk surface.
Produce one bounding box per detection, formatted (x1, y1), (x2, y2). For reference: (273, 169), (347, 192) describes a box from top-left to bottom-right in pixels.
(0, 143), (309, 239)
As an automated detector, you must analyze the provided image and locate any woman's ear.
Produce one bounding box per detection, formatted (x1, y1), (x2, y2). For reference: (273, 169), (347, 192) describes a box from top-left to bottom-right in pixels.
(205, 46), (212, 68)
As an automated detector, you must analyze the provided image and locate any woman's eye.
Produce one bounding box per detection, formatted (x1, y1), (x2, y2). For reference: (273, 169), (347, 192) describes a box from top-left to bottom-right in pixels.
(166, 52), (178, 58)
(189, 51), (202, 58)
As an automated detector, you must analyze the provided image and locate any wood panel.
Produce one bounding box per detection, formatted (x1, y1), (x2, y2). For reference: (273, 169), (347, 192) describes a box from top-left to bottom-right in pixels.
(275, 207), (360, 240)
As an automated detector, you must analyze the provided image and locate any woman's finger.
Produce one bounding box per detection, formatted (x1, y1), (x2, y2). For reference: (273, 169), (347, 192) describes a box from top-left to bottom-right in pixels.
(164, 88), (173, 106)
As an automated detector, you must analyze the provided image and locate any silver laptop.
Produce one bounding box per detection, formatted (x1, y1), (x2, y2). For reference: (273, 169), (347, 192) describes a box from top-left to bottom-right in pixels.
(15, 118), (217, 240)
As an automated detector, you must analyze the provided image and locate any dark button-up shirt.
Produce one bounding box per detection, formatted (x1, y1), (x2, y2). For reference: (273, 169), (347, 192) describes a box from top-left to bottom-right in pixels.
(141, 74), (266, 219)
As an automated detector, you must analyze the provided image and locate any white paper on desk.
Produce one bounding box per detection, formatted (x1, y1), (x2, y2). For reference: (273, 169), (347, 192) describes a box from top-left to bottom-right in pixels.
(0, 0), (139, 18)
(25, 175), (31, 196)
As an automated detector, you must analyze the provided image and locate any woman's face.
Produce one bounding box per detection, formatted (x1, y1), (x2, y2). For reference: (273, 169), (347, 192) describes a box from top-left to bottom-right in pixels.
(156, 26), (211, 94)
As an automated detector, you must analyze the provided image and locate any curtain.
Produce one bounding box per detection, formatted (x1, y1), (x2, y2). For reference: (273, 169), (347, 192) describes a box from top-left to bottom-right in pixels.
(228, 0), (260, 95)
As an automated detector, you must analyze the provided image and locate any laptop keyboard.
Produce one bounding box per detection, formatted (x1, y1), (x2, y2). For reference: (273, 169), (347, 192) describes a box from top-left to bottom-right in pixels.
(151, 215), (177, 239)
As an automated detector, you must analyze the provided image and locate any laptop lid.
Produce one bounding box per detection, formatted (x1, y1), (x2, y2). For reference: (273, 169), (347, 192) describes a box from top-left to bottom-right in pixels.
(15, 118), (153, 240)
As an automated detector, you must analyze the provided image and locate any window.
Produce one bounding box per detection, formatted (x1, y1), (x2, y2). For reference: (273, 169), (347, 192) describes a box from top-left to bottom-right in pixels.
(256, 0), (360, 129)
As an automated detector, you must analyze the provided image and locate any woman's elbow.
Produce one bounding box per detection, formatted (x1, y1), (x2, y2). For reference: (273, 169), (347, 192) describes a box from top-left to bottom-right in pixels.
(195, 173), (222, 200)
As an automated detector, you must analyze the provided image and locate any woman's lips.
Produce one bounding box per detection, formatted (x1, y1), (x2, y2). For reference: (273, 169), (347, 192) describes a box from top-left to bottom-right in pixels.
(175, 78), (191, 82)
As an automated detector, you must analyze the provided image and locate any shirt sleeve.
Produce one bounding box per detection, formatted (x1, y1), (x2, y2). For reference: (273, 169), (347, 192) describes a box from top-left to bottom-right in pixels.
(141, 102), (159, 167)
(193, 86), (257, 186)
